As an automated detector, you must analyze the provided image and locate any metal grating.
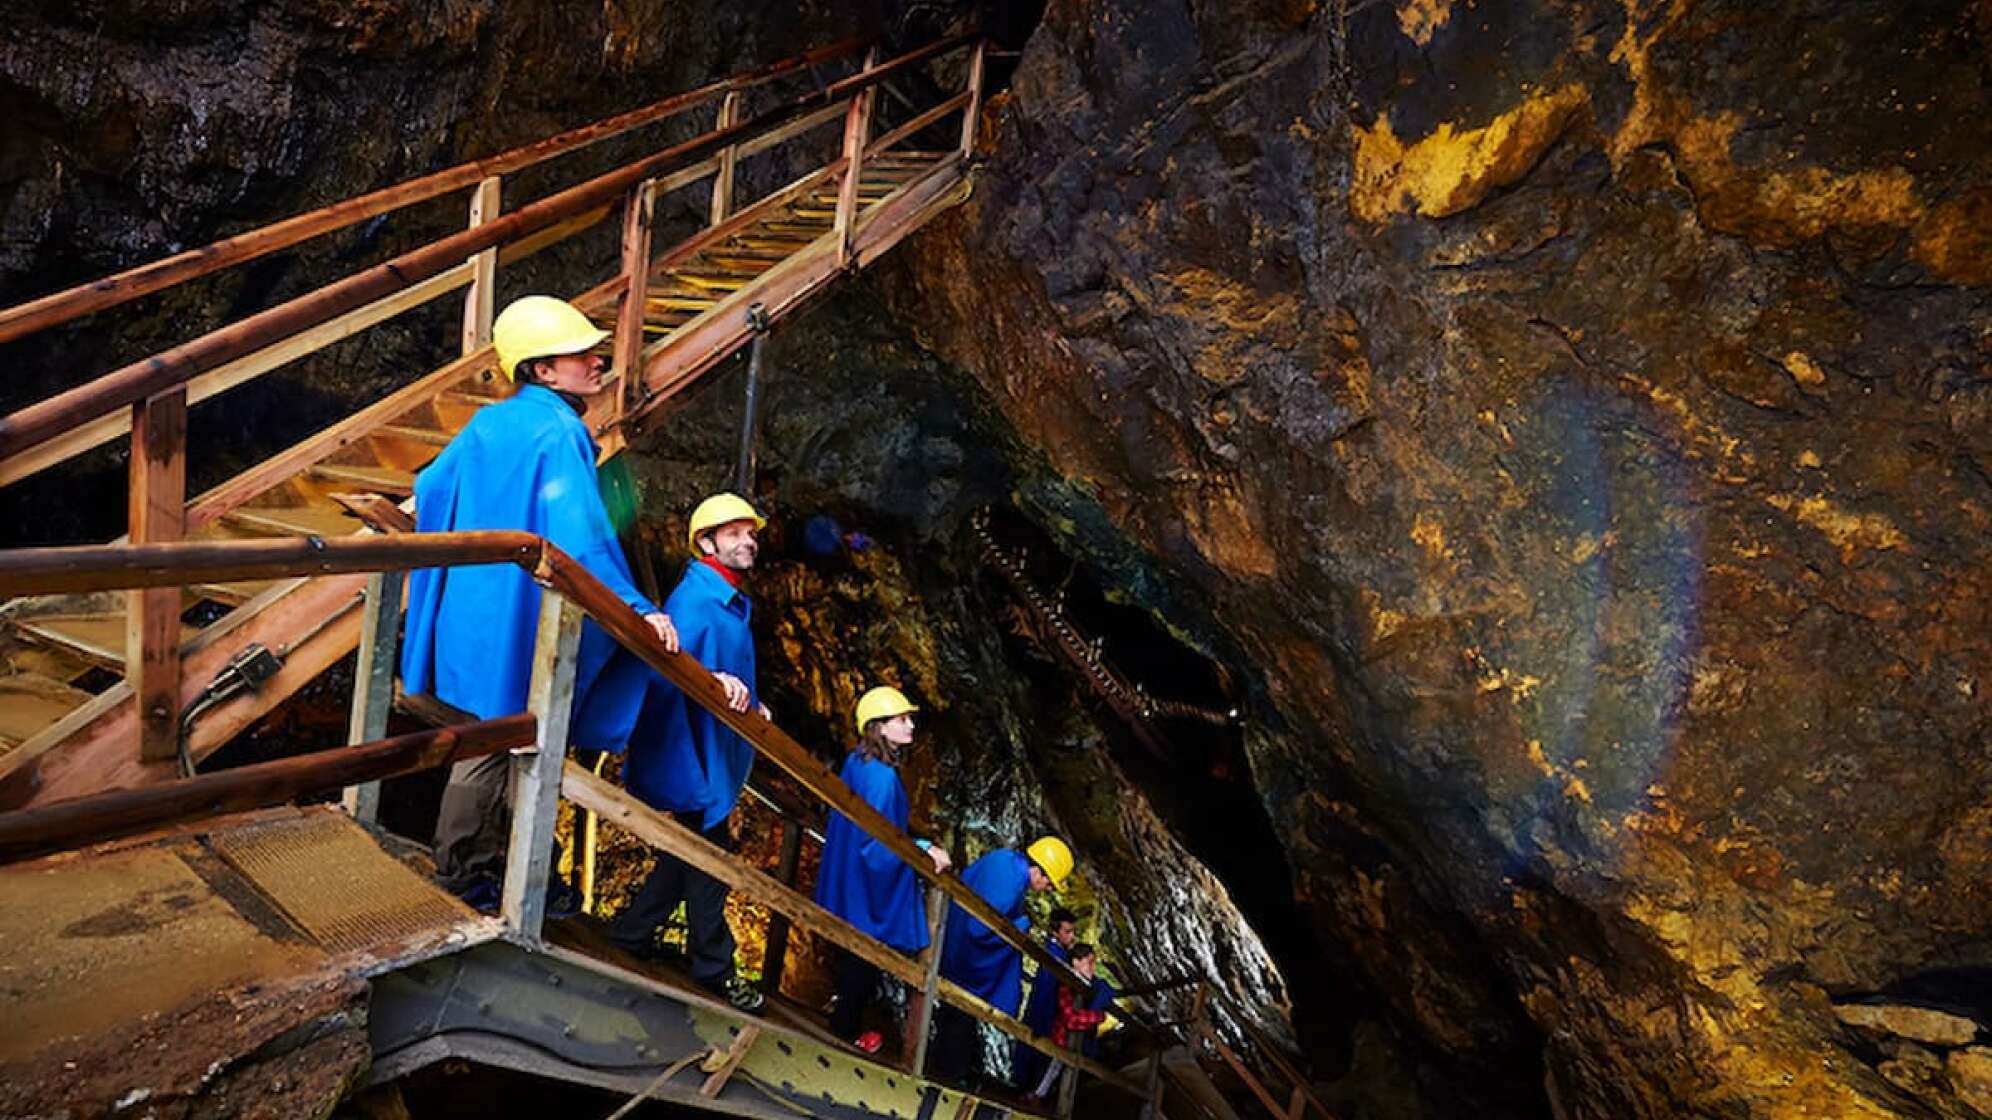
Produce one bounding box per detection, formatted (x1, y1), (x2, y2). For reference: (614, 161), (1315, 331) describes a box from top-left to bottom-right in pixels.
(209, 811), (470, 955)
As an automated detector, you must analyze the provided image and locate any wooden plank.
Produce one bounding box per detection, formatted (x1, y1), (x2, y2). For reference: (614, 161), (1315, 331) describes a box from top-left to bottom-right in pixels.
(759, 817), (804, 993)
(699, 1024), (760, 1097)
(960, 40), (988, 156)
(0, 714), (535, 862)
(340, 570), (403, 823)
(709, 91), (741, 226)
(905, 886), (950, 1076)
(563, 762), (924, 990)
(612, 180), (660, 422)
(0, 34), (872, 347)
(127, 389), (186, 763)
(461, 176), (501, 355)
(834, 53), (879, 268)
(504, 591), (582, 943)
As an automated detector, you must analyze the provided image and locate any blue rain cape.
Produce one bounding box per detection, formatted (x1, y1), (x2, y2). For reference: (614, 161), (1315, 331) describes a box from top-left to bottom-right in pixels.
(400, 385), (659, 752)
(1020, 941), (1072, 1033)
(813, 750), (930, 952)
(940, 848), (1033, 1013)
(620, 560), (757, 831)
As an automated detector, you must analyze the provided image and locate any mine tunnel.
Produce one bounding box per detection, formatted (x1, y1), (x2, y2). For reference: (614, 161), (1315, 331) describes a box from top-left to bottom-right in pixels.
(2, 0), (1991, 1118)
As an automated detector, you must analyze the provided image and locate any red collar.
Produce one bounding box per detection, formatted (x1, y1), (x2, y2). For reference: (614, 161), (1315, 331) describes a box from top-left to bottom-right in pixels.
(700, 555), (744, 589)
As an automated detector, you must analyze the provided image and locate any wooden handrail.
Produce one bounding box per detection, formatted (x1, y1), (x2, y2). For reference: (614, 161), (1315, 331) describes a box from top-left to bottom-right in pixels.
(0, 713), (535, 861)
(0, 524), (1151, 1019)
(0, 31), (977, 462)
(0, 34), (873, 348)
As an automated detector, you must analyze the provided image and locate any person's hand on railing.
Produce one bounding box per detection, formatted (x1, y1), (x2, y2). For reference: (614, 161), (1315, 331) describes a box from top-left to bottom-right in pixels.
(714, 671), (751, 712)
(642, 611), (680, 653)
(925, 845), (953, 874)
(756, 700), (773, 722)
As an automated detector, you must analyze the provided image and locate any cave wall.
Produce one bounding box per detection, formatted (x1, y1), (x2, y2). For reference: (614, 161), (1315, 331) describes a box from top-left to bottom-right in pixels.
(877, 0), (1992, 1116)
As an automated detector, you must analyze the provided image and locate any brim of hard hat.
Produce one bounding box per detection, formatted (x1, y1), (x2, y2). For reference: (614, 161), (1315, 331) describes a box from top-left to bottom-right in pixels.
(509, 327), (610, 376)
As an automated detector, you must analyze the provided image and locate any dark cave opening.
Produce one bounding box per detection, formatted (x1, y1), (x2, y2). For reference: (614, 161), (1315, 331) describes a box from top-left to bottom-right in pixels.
(968, 503), (1355, 1071)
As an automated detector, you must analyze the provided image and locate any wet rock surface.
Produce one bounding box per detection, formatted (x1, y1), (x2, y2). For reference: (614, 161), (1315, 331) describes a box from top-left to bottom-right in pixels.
(876, 0), (1992, 1116)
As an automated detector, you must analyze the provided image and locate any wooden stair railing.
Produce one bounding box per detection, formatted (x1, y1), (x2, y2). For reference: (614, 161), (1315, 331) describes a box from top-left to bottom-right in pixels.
(0, 530), (1186, 1112)
(0, 32), (985, 808)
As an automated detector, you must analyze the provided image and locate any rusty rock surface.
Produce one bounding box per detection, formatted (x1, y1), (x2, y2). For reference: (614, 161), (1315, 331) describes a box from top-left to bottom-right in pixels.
(878, 0), (1992, 1115)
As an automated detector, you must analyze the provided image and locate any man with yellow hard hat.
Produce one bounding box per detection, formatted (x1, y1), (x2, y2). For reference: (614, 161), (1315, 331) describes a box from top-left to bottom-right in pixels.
(402, 295), (679, 915)
(931, 834), (1074, 1082)
(609, 491), (771, 1012)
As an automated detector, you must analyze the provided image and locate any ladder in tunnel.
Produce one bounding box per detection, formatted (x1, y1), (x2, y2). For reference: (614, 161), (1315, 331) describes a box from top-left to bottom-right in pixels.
(0, 32), (983, 810)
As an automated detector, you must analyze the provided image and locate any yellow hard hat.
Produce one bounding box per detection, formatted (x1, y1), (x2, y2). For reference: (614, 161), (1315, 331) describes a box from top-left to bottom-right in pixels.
(1026, 836), (1074, 887)
(687, 492), (766, 554)
(492, 295), (608, 381)
(854, 686), (919, 735)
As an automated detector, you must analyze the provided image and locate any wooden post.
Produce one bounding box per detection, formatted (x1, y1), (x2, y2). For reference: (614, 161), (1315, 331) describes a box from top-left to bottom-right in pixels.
(959, 40), (987, 157)
(1287, 1085), (1305, 1119)
(1140, 1051), (1166, 1120)
(503, 590), (583, 942)
(612, 179), (659, 420)
(341, 569), (402, 822)
(127, 388), (186, 763)
(833, 50), (879, 269)
(759, 816), (804, 993)
(709, 91), (742, 226)
(461, 176), (501, 355)
(905, 885), (950, 1076)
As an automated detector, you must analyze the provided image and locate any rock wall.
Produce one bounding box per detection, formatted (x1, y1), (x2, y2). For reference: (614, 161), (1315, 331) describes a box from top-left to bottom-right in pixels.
(879, 0), (1992, 1116)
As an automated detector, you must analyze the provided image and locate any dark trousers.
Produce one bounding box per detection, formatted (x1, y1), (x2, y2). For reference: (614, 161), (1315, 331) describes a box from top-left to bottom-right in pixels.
(931, 1002), (980, 1083)
(831, 949), (883, 1039)
(610, 813), (736, 987)
(432, 752), (511, 891)
(1013, 1034), (1052, 1093)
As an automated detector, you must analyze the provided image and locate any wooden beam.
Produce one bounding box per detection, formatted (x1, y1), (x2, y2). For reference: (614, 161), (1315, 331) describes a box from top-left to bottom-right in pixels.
(612, 180), (659, 423)
(563, 761), (924, 990)
(709, 92), (741, 226)
(866, 92), (971, 158)
(960, 40), (988, 156)
(341, 569), (403, 822)
(905, 886), (949, 1076)
(0, 714), (534, 862)
(127, 388), (186, 763)
(0, 34), (874, 347)
(833, 53), (878, 269)
(461, 177), (501, 354)
(503, 591), (582, 943)
(1199, 1022), (1290, 1120)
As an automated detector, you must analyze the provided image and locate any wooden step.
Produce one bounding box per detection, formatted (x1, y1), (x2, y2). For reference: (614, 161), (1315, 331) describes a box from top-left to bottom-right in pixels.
(222, 502), (362, 539)
(307, 463), (415, 496)
(0, 672), (94, 748)
(377, 424), (453, 447)
(189, 580), (279, 606)
(669, 272), (750, 293)
(14, 612), (198, 669)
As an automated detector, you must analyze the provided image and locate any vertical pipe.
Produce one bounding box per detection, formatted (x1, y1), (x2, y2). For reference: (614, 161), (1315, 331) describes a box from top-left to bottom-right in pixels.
(461, 176), (502, 356)
(580, 750), (607, 913)
(503, 590), (583, 943)
(341, 569), (403, 822)
(759, 815), (804, 993)
(733, 303), (770, 494)
(128, 387), (186, 763)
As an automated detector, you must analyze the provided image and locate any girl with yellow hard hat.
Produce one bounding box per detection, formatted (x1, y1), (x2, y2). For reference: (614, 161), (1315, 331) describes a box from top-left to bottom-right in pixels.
(813, 685), (952, 1053)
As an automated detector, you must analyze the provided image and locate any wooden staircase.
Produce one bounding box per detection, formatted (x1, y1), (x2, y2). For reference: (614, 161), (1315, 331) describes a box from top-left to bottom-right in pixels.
(0, 34), (982, 809)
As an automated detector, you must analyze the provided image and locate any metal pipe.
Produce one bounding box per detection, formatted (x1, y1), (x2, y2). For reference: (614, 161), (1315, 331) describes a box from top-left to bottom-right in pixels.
(733, 303), (771, 493)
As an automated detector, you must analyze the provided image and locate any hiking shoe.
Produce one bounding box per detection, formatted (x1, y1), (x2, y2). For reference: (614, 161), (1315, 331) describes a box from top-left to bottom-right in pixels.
(854, 1030), (884, 1054)
(710, 974), (766, 1014)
